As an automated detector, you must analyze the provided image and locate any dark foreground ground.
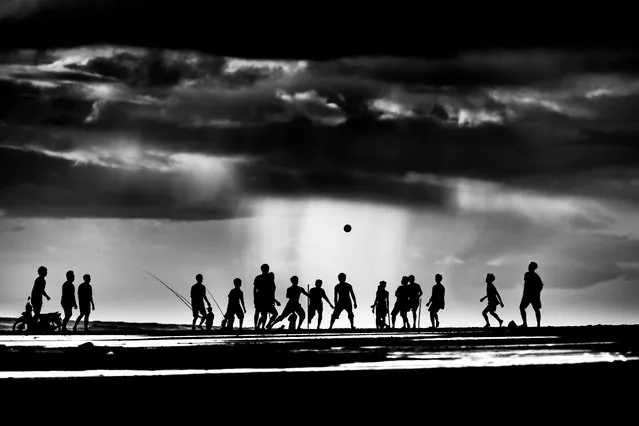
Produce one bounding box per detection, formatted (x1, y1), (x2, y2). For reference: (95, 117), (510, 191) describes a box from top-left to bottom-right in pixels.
(1, 321), (637, 420)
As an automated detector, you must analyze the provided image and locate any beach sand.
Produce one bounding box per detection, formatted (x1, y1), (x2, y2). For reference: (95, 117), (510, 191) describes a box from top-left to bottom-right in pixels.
(1, 320), (637, 420)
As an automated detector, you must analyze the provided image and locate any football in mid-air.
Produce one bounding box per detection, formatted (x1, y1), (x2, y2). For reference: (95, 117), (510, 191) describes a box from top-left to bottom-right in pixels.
(344, 224), (352, 233)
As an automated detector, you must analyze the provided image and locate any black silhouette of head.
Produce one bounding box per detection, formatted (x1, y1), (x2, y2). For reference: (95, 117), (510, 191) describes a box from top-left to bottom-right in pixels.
(435, 274), (443, 283)
(315, 279), (322, 287)
(528, 262), (538, 272)
(66, 270), (74, 281)
(486, 273), (495, 283)
(233, 278), (242, 287)
(379, 281), (386, 288)
(261, 264), (270, 273)
(83, 274), (91, 282)
(38, 266), (47, 277)
(290, 276), (299, 285)
(401, 276), (408, 285)
(196, 274), (203, 283)
(408, 275), (415, 283)
(338, 273), (346, 282)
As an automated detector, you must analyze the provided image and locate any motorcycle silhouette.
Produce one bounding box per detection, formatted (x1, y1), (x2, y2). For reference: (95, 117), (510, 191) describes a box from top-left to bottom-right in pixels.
(13, 298), (63, 333)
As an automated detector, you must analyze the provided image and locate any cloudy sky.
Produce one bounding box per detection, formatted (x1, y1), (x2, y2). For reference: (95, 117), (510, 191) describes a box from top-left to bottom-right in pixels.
(1, 1), (638, 327)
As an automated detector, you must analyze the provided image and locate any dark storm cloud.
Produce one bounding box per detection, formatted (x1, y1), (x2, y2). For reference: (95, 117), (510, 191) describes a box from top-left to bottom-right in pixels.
(0, 147), (249, 221)
(1, 40), (639, 220)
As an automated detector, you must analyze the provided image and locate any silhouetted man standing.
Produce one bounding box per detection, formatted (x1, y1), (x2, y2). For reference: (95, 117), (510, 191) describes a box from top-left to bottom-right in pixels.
(520, 262), (544, 327)
(371, 281), (390, 329)
(329, 273), (357, 329)
(73, 274), (95, 332)
(31, 266), (51, 321)
(269, 276), (309, 329)
(391, 276), (410, 329)
(308, 279), (334, 329)
(223, 278), (247, 331)
(253, 264), (270, 328)
(426, 274), (445, 328)
(61, 270), (77, 332)
(407, 275), (423, 328)
(191, 274), (211, 331)
(481, 273), (504, 327)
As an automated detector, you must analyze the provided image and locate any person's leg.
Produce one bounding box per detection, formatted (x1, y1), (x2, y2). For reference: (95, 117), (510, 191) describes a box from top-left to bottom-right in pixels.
(84, 312), (90, 331)
(329, 306), (342, 329)
(73, 314), (84, 331)
(412, 307), (417, 328)
(482, 306), (490, 326)
(520, 300), (528, 327)
(435, 313), (440, 328)
(254, 308), (260, 329)
(317, 308), (323, 329)
(238, 310), (244, 330)
(62, 306), (71, 330)
(295, 305), (305, 329)
(347, 308), (355, 329)
(534, 307), (541, 327)
(308, 307), (316, 327)
(391, 304), (399, 328)
(490, 311), (503, 326)
(430, 311), (435, 327)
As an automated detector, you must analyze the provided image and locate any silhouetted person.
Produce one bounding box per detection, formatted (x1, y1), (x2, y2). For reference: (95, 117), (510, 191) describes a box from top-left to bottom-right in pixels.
(481, 273), (504, 327)
(308, 279), (334, 329)
(391, 276), (410, 329)
(253, 264), (270, 328)
(261, 272), (281, 329)
(269, 276), (309, 329)
(191, 274), (211, 331)
(329, 273), (357, 329)
(31, 266), (51, 321)
(24, 297), (33, 320)
(224, 278), (247, 331)
(520, 262), (544, 327)
(205, 306), (214, 332)
(73, 274), (95, 332)
(371, 281), (390, 330)
(426, 274), (445, 328)
(61, 270), (77, 332)
(407, 275), (423, 328)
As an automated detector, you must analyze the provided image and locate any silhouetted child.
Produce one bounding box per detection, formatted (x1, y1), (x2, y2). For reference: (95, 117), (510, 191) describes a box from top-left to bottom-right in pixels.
(268, 276), (309, 330)
(371, 281), (390, 329)
(480, 273), (504, 327)
(329, 273), (358, 330)
(205, 306), (214, 332)
(31, 266), (51, 321)
(73, 274), (95, 333)
(61, 270), (77, 332)
(24, 297), (33, 319)
(191, 274), (211, 331)
(520, 262), (544, 327)
(407, 275), (423, 329)
(308, 279), (334, 329)
(391, 276), (410, 329)
(224, 278), (246, 331)
(426, 274), (445, 328)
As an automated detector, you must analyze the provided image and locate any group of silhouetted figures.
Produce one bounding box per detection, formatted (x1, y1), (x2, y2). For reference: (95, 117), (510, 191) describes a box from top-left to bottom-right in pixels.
(18, 266), (95, 333)
(17, 261), (544, 333)
(189, 261), (544, 332)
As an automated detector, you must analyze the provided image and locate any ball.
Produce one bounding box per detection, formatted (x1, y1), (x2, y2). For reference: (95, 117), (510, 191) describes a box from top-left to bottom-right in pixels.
(343, 224), (352, 233)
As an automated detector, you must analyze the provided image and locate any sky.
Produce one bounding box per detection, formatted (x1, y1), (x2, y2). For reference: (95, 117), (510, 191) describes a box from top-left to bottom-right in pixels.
(1, 2), (639, 327)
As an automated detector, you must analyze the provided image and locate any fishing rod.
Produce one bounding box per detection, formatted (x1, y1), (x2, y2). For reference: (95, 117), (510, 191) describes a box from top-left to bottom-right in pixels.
(206, 288), (225, 316)
(142, 270), (192, 310)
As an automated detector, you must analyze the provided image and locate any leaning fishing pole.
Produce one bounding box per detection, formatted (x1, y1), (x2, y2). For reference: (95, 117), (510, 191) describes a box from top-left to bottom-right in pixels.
(206, 288), (225, 316)
(142, 270), (192, 310)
